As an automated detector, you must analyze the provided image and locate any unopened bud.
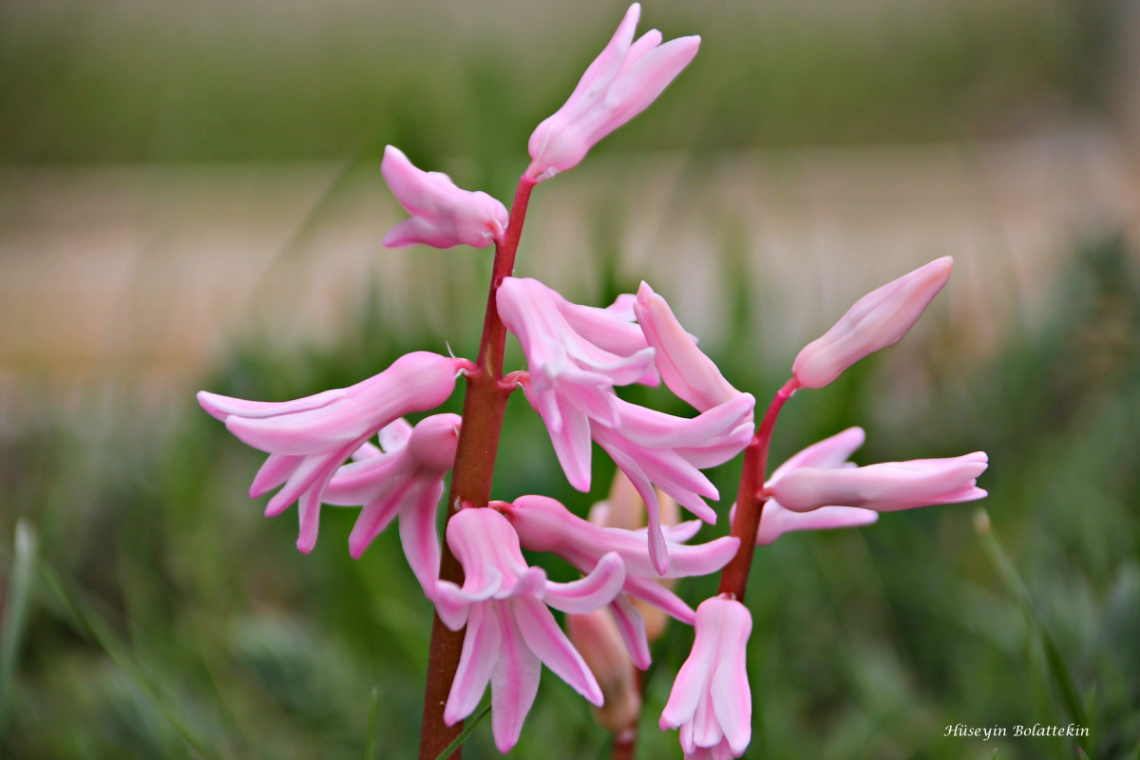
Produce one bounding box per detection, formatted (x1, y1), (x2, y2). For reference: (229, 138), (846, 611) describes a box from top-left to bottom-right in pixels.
(792, 257), (953, 388)
(568, 609), (642, 732)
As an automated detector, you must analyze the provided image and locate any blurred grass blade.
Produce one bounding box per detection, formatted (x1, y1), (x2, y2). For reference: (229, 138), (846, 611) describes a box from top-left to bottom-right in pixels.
(974, 510), (1089, 733)
(42, 563), (225, 760)
(365, 686), (380, 760)
(0, 521), (38, 736)
(432, 702), (490, 760)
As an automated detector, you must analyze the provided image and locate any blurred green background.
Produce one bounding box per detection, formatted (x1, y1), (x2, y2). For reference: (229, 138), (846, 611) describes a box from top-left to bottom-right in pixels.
(1, 0), (1139, 758)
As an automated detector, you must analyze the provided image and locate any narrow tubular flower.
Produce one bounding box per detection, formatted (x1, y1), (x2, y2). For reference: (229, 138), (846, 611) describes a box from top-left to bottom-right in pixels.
(525, 3), (700, 181)
(499, 495), (739, 669)
(792, 256), (954, 388)
(196, 351), (460, 553)
(321, 413), (460, 595)
(380, 145), (509, 249)
(592, 393), (755, 574)
(633, 281), (741, 412)
(660, 597), (752, 759)
(498, 276), (657, 489)
(768, 447), (989, 514)
(434, 508), (626, 753)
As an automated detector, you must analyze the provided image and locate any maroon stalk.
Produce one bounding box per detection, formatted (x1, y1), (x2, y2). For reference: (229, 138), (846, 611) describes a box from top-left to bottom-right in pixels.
(717, 378), (798, 601)
(418, 177), (535, 760)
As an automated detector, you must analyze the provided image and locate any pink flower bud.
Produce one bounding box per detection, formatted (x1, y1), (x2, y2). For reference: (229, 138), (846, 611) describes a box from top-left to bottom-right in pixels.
(380, 146), (509, 249)
(792, 256), (953, 388)
(769, 452), (989, 514)
(634, 281), (741, 412)
(525, 4), (700, 181)
(567, 609), (642, 732)
(660, 597), (752, 759)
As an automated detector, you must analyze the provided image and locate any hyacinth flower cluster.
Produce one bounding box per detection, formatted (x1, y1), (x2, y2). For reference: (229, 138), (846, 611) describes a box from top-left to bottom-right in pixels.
(197, 5), (988, 758)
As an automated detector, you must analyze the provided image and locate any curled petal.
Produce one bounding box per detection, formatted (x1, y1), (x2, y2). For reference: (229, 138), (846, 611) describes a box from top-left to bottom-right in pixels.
(381, 145), (509, 249)
(543, 552), (626, 613)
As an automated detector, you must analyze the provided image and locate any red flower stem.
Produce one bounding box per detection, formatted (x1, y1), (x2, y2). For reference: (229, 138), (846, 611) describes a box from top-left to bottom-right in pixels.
(717, 378), (799, 601)
(418, 176), (536, 760)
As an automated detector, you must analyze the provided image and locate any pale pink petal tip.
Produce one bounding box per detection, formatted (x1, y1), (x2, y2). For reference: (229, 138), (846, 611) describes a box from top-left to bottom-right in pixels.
(381, 145), (509, 249)
(660, 597), (752, 758)
(792, 256), (953, 388)
(525, 4), (699, 181)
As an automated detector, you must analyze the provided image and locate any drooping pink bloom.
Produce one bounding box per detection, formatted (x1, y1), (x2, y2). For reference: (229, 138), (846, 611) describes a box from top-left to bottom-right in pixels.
(525, 3), (700, 182)
(197, 351), (461, 553)
(591, 393), (754, 574)
(498, 276), (657, 489)
(660, 596), (752, 760)
(792, 256), (954, 388)
(321, 413), (460, 594)
(633, 281), (741, 412)
(498, 494), (739, 669)
(766, 432), (988, 514)
(435, 508), (626, 753)
(380, 145), (509, 249)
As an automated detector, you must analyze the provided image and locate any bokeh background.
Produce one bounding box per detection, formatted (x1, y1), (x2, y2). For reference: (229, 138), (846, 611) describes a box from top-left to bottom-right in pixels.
(1, 0), (1139, 758)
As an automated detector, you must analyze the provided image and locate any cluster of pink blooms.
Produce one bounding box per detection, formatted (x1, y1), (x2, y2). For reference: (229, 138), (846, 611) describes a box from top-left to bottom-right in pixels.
(198, 5), (987, 757)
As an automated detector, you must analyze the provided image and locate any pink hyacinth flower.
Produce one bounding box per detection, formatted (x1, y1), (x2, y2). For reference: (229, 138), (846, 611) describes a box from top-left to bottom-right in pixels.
(633, 281), (741, 413)
(321, 413), (460, 594)
(196, 351), (461, 553)
(380, 145), (509, 249)
(660, 596), (753, 759)
(498, 277), (658, 489)
(525, 3), (700, 181)
(793, 256), (954, 388)
(767, 437), (988, 514)
(743, 427), (879, 545)
(498, 495), (739, 669)
(591, 393), (755, 575)
(434, 508), (626, 753)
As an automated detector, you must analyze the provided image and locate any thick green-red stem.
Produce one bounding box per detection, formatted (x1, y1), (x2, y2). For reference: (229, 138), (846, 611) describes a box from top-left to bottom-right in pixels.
(717, 378), (798, 601)
(418, 177), (535, 760)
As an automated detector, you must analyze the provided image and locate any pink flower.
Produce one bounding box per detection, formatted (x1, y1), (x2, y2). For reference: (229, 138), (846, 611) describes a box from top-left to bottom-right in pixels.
(747, 427), (879, 545)
(434, 508), (626, 753)
(633, 281), (741, 412)
(591, 394), (754, 574)
(196, 351), (461, 553)
(498, 494), (739, 669)
(380, 146), (509, 249)
(793, 256), (954, 388)
(498, 276), (657, 489)
(765, 429), (988, 514)
(321, 413), (460, 594)
(660, 596), (752, 759)
(525, 3), (700, 181)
